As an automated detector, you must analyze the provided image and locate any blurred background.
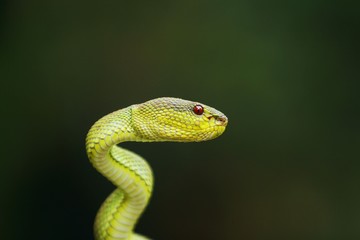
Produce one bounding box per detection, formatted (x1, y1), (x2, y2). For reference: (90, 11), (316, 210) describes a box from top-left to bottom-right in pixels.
(1, 1), (359, 239)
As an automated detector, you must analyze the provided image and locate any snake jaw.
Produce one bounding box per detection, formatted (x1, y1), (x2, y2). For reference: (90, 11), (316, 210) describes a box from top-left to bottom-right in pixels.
(205, 115), (228, 126)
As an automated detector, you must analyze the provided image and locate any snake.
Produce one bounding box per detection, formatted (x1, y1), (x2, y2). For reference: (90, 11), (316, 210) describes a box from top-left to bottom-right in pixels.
(86, 97), (228, 240)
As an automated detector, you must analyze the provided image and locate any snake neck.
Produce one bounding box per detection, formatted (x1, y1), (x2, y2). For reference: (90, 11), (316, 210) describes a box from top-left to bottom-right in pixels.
(86, 106), (153, 240)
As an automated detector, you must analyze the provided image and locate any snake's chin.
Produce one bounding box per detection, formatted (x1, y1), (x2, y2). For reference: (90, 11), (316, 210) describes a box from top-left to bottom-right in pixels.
(204, 126), (226, 141)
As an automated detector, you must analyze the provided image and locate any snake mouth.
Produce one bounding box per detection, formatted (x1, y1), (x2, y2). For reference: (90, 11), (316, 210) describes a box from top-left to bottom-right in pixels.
(216, 115), (228, 126)
(208, 115), (228, 126)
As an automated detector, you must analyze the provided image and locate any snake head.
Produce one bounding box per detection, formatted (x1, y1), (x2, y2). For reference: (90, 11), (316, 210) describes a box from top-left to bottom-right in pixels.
(131, 97), (228, 142)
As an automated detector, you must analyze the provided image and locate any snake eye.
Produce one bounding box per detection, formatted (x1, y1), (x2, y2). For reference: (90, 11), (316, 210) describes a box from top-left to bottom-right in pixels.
(193, 104), (204, 115)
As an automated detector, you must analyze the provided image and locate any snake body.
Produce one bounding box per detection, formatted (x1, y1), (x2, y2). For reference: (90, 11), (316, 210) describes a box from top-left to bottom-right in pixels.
(86, 97), (228, 240)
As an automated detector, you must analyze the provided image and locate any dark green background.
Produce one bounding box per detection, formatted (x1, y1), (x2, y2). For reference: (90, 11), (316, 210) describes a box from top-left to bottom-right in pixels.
(1, 1), (359, 239)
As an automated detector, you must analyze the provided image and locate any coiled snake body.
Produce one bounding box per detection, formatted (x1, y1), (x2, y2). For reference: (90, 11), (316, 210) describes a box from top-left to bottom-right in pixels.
(86, 97), (228, 240)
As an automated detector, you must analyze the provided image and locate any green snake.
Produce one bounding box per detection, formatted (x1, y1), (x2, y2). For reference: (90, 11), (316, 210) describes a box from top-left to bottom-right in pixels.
(86, 97), (228, 240)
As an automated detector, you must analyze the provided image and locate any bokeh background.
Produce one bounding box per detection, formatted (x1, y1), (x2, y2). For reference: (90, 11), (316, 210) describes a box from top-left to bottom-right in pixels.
(1, 1), (359, 240)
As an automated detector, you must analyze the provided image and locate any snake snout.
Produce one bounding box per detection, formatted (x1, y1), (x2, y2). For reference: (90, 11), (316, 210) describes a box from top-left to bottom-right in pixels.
(215, 115), (228, 126)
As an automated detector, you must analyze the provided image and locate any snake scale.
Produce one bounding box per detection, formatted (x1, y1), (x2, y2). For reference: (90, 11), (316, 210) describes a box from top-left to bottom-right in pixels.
(86, 97), (228, 240)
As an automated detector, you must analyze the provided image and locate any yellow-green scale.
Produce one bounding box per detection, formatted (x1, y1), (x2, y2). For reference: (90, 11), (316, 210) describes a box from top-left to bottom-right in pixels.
(86, 107), (153, 240)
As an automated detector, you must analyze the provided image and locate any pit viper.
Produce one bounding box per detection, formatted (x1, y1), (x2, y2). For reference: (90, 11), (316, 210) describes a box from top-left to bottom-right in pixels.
(86, 97), (228, 240)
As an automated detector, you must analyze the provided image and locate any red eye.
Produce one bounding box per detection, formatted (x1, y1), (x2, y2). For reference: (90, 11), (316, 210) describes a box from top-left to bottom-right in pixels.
(193, 104), (204, 115)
